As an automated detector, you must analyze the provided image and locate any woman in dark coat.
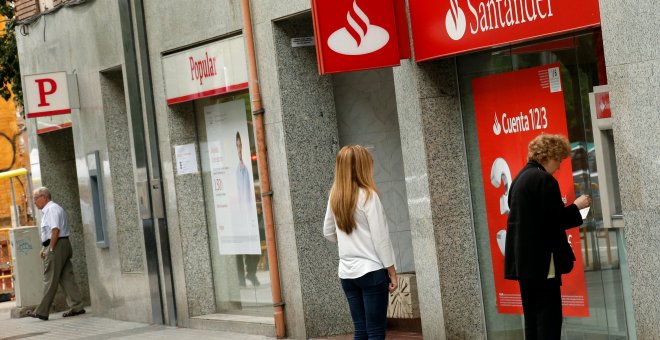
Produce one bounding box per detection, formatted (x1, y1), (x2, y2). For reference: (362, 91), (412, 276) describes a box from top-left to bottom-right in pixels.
(504, 134), (591, 340)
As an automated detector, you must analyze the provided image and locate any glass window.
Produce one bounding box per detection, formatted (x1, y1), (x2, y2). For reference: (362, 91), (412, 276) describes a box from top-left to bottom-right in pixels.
(195, 93), (273, 318)
(458, 32), (629, 339)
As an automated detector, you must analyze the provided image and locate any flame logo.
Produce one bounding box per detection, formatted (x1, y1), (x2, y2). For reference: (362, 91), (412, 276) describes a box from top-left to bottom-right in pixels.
(492, 113), (502, 135)
(327, 0), (390, 56)
(445, 0), (466, 41)
(346, 1), (370, 47)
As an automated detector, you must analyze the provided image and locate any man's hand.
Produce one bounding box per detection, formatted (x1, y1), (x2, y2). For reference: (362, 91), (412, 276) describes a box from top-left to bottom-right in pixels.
(40, 248), (45, 259)
(50, 227), (60, 251)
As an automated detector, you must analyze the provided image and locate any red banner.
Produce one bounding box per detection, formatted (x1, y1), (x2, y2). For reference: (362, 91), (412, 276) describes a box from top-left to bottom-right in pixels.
(311, 0), (401, 74)
(473, 64), (589, 317)
(409, 0), (601, 61)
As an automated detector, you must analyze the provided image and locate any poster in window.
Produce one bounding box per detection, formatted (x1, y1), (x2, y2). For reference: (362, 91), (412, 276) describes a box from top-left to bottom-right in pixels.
(473, 63), (589, 317)
(204, 99), (261, 255)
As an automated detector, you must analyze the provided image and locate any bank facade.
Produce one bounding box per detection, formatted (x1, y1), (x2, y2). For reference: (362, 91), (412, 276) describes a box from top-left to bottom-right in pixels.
(15, 0), (659, 339)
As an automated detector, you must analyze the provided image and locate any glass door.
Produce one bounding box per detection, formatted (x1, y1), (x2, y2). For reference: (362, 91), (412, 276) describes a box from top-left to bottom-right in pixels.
(457, 32), (633, 339)
(195, 93), (273, 319)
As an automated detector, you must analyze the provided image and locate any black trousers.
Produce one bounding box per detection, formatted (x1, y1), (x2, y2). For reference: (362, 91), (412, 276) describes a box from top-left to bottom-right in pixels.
(518, 278), (562, 340)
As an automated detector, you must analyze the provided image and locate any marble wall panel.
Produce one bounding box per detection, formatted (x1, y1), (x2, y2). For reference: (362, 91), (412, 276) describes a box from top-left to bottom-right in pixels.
(394, 57), (487, 338)
(393, 60), (446, 339)
(605, 56), (660, 337)
(269, 13), (351, 338)
(101, 69), (145, 274)
(600, 1), (660, 336)
(166, 103), (216, 317)
(598, 0), (660, 66)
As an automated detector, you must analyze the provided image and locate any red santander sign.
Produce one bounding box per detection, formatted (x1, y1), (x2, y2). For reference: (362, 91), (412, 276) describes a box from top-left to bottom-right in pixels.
(312, 0), (401, 74)
(409, 0), (601, 61)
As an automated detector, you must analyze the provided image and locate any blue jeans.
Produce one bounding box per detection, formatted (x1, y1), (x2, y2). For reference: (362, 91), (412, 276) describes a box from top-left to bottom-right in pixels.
(341, 268), (389, 340)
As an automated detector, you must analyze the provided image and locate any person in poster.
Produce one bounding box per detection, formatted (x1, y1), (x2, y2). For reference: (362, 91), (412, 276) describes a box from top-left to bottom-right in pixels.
(205, 99), (261, 255)
(504, 134), (591, 339)
(235, 131), (260, 287)
(235, 131), (252, 209)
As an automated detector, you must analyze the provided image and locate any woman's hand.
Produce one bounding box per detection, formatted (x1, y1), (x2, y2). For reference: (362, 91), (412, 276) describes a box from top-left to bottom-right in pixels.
(574, 195), (592, 210)
(387, 266), (398, 293)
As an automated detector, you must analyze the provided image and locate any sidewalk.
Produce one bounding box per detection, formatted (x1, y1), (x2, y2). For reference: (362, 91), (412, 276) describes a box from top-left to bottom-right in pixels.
(0, 301), (422, 339)
(0, 302), (274, 340)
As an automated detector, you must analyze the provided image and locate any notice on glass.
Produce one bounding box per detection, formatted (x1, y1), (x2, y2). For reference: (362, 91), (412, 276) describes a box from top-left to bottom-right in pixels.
(204, 100), (261, 255)
(548, 67), (562, 93)
(174, 143), (199, 175)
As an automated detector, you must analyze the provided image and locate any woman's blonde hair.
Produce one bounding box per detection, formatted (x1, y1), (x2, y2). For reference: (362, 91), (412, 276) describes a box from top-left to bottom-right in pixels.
(528, 134), (571, 163)
(330, 145), (378, 235)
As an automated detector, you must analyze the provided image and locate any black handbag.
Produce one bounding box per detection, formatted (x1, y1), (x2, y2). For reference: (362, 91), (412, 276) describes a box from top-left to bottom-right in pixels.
(554, 232), (576, 274)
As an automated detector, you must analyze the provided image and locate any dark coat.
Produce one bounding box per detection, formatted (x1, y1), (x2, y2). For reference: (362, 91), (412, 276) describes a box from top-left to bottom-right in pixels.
(504, 160), (583, 281)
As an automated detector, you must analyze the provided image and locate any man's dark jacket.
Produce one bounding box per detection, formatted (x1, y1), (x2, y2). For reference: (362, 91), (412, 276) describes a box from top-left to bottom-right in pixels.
(504, 160), (583, 281)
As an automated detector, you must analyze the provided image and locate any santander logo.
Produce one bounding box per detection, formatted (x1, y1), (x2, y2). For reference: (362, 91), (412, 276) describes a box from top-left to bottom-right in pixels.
(493, 113), (502, 135)
(446, 0), (467, 41)
(444, 0), (555, 41)
(327, 0), (390, 56)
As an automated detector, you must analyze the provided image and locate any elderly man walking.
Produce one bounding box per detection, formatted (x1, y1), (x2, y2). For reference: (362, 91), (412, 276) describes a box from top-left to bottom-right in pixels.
(27, 187), (85, 320)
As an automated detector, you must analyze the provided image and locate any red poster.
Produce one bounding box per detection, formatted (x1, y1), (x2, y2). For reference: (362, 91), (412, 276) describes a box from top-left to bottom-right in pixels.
(409, 0), (600, 61)
(473, 64), (589, 317)
(311, 0), (401, 74)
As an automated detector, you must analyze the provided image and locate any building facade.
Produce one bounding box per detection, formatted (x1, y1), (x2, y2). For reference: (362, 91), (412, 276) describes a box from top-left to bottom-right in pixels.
(14, 0), (659, 339)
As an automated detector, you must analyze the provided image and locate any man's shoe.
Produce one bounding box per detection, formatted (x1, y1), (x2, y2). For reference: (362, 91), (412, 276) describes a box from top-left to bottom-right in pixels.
(63, 309), (86, 318)
(26, 310), (48, 320)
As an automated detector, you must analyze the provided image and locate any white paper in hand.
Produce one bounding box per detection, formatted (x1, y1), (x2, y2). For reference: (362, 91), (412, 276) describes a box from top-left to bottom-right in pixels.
(580, 207), (590, 220)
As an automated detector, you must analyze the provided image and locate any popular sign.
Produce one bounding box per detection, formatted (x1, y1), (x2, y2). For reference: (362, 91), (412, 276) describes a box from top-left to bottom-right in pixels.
(24, 72), (77, 118)
(409, 0), (601, 61)
(473, 63), (589, 317)
(162, 36), (249, 105)
(311, 0), (402, 74)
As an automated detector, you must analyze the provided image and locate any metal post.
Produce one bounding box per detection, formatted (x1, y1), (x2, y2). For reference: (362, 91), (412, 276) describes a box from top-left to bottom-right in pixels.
(27, 172), (36, 225)
(9, 177), (20, 228)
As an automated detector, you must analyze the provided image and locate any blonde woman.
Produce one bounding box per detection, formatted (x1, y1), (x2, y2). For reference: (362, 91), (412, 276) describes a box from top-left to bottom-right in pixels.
(505, 134), (591, 339)
(324, 145), (397, 340)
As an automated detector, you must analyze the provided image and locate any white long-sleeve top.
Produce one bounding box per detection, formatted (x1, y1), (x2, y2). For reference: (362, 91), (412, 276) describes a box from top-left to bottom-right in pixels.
(324, 189), (396, 279)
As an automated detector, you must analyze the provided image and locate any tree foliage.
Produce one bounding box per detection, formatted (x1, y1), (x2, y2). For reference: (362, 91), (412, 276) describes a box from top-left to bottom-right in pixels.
(0, 1), (22, 106)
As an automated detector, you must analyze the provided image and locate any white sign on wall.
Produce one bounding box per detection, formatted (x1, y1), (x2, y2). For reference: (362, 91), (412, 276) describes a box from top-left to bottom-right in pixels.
(174, 143), (199, 175)
(162, 36), (249, 105)
(24, 72), (79, 119)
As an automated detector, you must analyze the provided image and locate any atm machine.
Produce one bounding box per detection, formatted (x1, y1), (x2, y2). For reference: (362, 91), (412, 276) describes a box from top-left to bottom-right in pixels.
(589, 85), (636, 338)
(589, 85), (623, 229)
